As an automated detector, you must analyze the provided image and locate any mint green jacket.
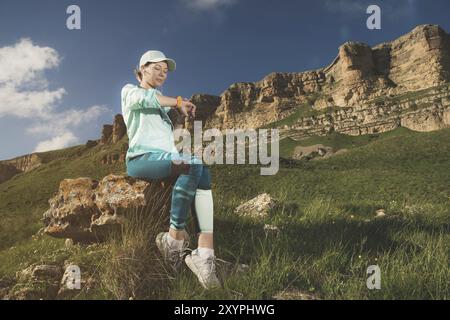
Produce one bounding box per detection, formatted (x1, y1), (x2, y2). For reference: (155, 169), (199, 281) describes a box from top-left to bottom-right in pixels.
(121, 84), (178, 162)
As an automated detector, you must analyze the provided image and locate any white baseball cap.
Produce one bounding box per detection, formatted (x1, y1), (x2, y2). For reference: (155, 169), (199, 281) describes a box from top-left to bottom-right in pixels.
(139, 50), (176, 71)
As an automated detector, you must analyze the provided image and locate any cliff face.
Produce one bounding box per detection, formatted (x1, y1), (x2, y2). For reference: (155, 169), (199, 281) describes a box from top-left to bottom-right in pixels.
(189, 24), (450, 136)
(286, 83), (450, 138)
(1, 153), (42, 173)
(0, 154), (42, 183)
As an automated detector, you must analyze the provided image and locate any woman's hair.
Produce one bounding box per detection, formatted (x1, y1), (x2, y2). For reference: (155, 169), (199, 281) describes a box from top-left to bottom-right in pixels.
(134, 62), (152, 82)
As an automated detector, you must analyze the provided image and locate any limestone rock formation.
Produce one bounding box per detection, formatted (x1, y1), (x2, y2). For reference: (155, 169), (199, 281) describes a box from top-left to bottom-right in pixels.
(99, 113), (127, 145)
(0, 153), (43, 184)
(42, 174), (172, 242)
(112, 114), (127, 143)
(184, 24), (450, 139)
(0, 153), (42, 174)
(100, 124), (113, 145)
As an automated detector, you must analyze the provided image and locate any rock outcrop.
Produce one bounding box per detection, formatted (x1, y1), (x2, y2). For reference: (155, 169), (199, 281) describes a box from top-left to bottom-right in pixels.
(42, 174), (172, 242)
(100, 124), (113, 145)
(0, 153), (42, 174)
(0, 153), (43, 184)
(99, 114), (127, 145)
(112, 114), (127, 143)
(96, 114), (128, 164)
(286, 83), (450, 138)
(186, 24), (450, 138)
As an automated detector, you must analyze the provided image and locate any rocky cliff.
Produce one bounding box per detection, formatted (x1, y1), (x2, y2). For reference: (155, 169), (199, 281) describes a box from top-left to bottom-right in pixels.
(188, 24), (450, 137)
(0, 153), (42, 183)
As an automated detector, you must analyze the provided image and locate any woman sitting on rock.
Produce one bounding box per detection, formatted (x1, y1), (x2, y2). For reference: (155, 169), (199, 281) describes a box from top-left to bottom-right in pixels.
(121, 50), (220, 290)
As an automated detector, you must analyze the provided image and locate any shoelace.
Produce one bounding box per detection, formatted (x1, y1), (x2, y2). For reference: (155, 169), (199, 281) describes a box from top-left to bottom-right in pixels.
(190, 249), (218, 277)
(185, 248), (230, 277)
(205, 255), (217, 276)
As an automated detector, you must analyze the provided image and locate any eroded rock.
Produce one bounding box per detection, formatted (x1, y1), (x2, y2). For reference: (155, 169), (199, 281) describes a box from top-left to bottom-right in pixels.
(234, 193), (278, 218)
(43, 174), (172, 242)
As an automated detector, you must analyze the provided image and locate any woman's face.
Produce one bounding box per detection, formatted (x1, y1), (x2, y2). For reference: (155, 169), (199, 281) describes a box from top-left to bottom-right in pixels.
(141, 61), (169, 87)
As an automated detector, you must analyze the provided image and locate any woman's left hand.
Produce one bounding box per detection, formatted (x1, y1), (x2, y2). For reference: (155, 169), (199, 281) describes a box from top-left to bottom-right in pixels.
(178, 100), (196, 119)
(183, 98), (196, 118)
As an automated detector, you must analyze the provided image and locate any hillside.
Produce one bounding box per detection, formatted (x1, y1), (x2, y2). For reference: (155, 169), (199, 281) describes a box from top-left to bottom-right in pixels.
(0, 23), (449, 300)
(0, 125), (448, 299)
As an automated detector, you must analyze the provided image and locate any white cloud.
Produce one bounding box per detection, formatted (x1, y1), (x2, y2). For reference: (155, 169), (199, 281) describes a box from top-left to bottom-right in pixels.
(26, 105), (109, 135)
(0, 38), (60, 87)
(33, 131), (79, 153)
(0, 38), (66, 119)
(0, 38), (110, 154)
(179, 0), (237, 11)
(0, 85), (66, 119)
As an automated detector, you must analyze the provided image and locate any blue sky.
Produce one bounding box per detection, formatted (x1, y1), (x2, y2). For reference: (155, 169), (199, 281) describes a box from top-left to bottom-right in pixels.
(0, 0), (449, 160)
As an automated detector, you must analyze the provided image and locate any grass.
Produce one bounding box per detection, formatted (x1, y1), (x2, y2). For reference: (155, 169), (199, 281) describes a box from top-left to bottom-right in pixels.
(278, 126), (416, 158)
(0, 125), (449, 299)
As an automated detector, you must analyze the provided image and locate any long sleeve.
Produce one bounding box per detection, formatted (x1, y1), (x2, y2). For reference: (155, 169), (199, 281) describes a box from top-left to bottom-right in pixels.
(121, 84), (162, 111)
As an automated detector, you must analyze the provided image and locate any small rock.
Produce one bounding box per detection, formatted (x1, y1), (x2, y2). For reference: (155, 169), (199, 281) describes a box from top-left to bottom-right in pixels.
(375, 209), (386, 218)
(263, 224), (280, 237)
(65, 238), (74, 248)
(273, 288), (319, 300)
(234, 193), (278, 218)
(236, 264), (250, 274)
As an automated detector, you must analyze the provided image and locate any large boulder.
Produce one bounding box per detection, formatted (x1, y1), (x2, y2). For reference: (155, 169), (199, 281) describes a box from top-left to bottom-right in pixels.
(42, 174), (173, 242)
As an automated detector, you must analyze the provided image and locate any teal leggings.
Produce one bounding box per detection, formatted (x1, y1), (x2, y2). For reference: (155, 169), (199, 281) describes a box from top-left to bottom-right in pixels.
(126, 151), (211, 233)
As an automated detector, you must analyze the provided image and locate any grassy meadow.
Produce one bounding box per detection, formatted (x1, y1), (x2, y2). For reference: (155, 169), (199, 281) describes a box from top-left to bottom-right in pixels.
(0, 126), (448, 299)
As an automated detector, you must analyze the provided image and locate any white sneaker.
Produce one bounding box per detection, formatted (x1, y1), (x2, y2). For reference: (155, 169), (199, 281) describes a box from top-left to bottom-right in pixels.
(185, 249), (222, 289)
(155, 232), (190, 272)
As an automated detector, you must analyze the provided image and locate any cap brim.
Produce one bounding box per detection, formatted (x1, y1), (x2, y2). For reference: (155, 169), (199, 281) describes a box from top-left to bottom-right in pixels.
(143, 58), (176, 71)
